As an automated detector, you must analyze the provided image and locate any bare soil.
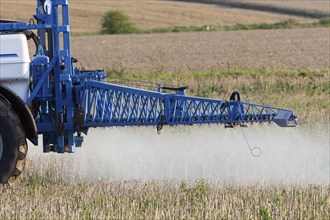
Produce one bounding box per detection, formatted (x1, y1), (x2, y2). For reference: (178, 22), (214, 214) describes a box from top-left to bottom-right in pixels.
(71, 28), (330, 73)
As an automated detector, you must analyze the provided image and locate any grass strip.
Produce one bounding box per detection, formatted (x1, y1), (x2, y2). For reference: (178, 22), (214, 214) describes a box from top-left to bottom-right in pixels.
(73, 18), (330, 36)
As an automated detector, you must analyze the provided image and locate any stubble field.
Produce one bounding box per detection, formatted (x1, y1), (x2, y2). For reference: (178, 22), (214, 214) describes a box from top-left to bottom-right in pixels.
(1, 179), (329, 219)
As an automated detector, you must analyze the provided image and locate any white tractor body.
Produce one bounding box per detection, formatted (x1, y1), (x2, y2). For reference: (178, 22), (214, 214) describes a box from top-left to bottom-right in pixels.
(0, 34), (30, 102)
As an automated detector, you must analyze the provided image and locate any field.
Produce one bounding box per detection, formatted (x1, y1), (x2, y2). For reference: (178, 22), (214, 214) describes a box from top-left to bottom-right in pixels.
(0, 0), (317, 33)
(1, 0), (330, 219)
(1, 179), (329, 219)
(71, 28), (330, 73)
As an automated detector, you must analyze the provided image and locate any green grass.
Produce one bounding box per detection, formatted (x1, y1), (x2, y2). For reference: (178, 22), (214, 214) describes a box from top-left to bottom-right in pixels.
(108, 67), (328, 79)
(144, 19), (328, 34)
(71, 18), (330, 36)
(107, 68), (330, 128)
(319, 17), (330, 26)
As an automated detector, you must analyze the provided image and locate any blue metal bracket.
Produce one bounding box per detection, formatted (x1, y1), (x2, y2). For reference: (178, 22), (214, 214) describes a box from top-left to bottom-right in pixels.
(26, 57), (57, 105)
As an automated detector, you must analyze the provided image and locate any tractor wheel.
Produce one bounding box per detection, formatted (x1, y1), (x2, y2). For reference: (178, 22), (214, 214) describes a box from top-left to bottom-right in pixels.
(0, 96), (28, 184)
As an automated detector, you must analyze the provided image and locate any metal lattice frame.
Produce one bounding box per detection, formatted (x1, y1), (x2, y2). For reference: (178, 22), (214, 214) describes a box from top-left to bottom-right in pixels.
(80, 81), (297, 128)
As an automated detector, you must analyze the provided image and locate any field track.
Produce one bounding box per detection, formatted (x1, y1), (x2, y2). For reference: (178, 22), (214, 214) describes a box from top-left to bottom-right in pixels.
(71, 28), (330, 73)
(236, 0), (330, 14)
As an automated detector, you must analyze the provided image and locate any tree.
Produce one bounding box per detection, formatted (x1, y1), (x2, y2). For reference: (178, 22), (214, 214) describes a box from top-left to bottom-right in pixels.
(101, 10), (139, 34)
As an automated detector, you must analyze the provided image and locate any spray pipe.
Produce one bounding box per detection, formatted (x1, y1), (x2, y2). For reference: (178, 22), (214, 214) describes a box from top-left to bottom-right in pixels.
(240, 126), (262, 157)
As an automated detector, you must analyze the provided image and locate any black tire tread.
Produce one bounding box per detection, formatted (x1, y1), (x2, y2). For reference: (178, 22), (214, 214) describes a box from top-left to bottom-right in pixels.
(0, 97), (28, 185)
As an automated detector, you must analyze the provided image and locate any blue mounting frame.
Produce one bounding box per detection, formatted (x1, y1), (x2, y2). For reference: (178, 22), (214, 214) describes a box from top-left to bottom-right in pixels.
(0, 0), (297, 154)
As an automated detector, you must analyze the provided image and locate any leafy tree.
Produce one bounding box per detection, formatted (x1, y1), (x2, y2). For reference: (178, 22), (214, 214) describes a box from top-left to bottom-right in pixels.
(101, 10), (139, 34)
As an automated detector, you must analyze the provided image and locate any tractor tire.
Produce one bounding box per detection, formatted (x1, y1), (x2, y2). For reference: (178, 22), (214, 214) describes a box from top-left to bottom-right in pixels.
(0, 96), (28, 185)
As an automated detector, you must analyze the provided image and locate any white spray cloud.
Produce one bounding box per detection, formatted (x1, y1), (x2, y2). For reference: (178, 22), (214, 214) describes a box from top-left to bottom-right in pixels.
(28, 125), (329, 184)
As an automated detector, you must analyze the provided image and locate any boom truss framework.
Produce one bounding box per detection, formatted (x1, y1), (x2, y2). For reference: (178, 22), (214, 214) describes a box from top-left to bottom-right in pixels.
(79, 81), (297, 129)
